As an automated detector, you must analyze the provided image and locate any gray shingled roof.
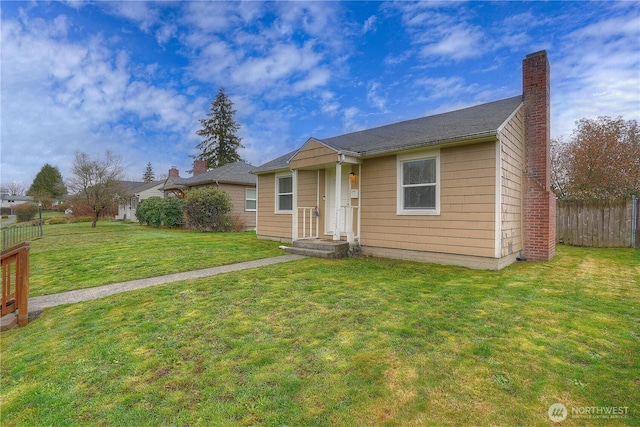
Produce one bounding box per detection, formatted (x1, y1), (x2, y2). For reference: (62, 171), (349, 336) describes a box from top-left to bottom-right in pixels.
(0, 194), (33, 202)
(251, 150), (298, 174)
(253, 96), (522, 173)
(117, 180), (164, 195)
(166, 161), (256, 189)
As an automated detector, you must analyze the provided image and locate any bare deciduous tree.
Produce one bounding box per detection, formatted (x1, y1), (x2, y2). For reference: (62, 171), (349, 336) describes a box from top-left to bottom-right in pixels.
(6, 181), (27, 196)
(67, 150), (126, 228)
(550, 137), (571, 199)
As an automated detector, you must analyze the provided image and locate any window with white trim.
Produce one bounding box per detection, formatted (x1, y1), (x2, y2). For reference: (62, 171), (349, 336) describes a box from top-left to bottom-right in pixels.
(397, 151), (440, 215)
(245, 188), (256, 211)
(276, 174), (293, 213)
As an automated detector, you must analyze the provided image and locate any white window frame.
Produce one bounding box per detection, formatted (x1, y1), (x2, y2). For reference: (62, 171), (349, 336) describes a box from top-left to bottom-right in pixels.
(245, 188), (256, 212)
(397, 149), (440, 215)
(275, 172), (293, 214)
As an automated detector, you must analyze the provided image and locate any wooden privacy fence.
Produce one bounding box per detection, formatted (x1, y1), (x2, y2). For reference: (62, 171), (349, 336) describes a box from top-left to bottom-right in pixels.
(556, 197), (638, 247)
(1, 242), (30, 326)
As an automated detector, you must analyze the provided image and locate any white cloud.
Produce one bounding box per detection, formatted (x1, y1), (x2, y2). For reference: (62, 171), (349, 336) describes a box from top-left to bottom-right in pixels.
(293, 68), (331, 93)
(366, 81), (387, 110)
(104, 1), (159, 32)
(363, 15), (377, 34)
(319, 91), (340, 116)
(389, 3), (487, 62)
(0, 8), (202, 184)
(342, 106), (364, 133)
(414, 76), (480, 100)
(419, 24), (486, 61)
(231, 42), (324, 90)
(552, 13), (640, 138)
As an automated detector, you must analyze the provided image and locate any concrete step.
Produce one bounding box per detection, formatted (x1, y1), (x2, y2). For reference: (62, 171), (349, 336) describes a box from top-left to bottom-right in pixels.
(0, 313), (17, 332)
(292, 239), (349, 254)
(280, 244), (347, 259)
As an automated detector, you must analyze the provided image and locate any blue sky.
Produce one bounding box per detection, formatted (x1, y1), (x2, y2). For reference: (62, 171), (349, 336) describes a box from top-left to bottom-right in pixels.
(1, 1), (639, 186)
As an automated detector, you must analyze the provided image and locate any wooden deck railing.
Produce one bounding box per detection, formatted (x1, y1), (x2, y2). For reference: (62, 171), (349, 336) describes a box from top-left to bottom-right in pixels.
(1, 242), (30, 326)
(298, 206), (320, 239)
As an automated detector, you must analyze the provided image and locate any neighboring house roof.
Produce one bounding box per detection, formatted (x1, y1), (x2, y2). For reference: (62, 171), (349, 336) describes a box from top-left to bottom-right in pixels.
(117, 180), (164, 196)
(253, 95), (523, 174)
(165, 161), (257, 190)
(0, 194), (33, 202)
(251, 150), (298, 174)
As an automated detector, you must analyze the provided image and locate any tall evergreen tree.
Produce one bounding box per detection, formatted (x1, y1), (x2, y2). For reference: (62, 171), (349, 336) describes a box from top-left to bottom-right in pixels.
(142, 162), (155, 182)
(27, 163), (67, 201)
(194, 87), (244, 169)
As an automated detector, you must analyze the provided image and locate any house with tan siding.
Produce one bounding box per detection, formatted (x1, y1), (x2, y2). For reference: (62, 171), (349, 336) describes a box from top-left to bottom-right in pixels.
(252, 51), (555, 269)
(164, 161), (257, 230)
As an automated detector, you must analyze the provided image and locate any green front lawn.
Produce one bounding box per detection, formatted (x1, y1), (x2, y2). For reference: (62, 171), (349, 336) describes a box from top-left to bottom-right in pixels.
(28, 221), (284, 297)
(1, 241), (638, 426)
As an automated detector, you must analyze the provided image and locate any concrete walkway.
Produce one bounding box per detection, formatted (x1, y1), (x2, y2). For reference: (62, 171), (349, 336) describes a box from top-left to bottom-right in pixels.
(0, 215), (17, 227)
(1, 254), (305, 330)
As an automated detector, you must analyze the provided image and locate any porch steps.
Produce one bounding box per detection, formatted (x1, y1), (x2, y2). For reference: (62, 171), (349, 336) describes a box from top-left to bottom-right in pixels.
(280, 239), (349, 259)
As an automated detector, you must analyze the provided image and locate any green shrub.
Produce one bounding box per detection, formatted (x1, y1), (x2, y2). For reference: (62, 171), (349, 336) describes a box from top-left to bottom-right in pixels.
(15, 203), (39, 222)
(160, 197), (184, 228)
(184, 187), (233, 232)
(136, 197), (184, 228)
(136, 197), (163, 227)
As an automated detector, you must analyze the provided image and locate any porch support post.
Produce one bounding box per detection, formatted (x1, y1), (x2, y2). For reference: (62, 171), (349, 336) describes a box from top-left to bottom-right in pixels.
(292, 169), (298, 242)
(333, 162), (342, 241)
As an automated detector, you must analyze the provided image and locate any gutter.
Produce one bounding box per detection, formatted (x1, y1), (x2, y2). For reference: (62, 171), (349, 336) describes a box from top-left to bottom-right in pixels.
(359, 131), (498, 158)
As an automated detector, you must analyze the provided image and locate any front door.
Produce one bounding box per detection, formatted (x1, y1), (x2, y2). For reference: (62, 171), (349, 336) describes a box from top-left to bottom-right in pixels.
(325, 168), (351, 235)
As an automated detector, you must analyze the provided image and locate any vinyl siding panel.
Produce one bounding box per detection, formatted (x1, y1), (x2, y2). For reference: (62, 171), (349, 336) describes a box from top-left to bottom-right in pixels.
(499, 108), (524, 256)
(216, 183), (256, 229)
(289, 139), (339, 170)
(256, 173), (292, 241)
(360, 142), (497, 258)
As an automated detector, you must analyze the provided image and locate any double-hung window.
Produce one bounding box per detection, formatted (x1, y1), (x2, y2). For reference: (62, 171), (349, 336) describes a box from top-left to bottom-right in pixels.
(245, 188), (256, 211)
(397, 151), (440, 215)
(276, 174), (293, 213)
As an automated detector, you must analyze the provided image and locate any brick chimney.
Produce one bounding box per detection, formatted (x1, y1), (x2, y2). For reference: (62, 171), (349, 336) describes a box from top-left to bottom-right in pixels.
(522, 50), (556, 261)
(168, 166), (179, 178)
(193, 159), (207, 176)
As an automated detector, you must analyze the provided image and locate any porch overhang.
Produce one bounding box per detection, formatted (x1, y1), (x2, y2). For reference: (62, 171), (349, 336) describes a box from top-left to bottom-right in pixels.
(288, 137), (362, 170)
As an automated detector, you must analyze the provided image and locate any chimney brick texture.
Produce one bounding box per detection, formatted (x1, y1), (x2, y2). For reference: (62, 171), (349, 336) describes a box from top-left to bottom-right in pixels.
(522, 51), (556, 262)
(168, 167), (179, 178)
(193, 159), (207, 176)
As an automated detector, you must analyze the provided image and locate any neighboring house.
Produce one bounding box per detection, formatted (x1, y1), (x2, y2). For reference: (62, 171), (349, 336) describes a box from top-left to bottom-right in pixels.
(115, 180), (166, 222)
(0, 190), (33, 211)
(252, 51), (556, 270)
(163, 160), (257, 230)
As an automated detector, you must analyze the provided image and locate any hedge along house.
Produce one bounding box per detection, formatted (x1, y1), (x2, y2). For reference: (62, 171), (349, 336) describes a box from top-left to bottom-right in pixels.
(252, 51), (555, 269)
(163, 160), (257, 230)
